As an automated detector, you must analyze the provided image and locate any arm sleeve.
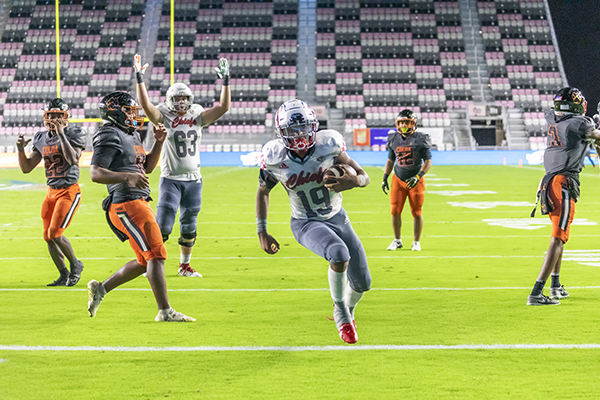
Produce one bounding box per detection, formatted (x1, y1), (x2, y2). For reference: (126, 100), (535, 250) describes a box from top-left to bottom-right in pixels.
(420, 134), (432, 160)
(68, 127), (87, 149)
(91, 146), (119, 168)
(259, 169), (279, 189)
(91, 129), (121, 168)
(388, 147), (396, 162)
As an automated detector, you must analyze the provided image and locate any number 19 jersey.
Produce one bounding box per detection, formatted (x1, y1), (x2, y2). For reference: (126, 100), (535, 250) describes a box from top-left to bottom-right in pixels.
(260, 130), (346, 221)
(158, 103), (204, 181)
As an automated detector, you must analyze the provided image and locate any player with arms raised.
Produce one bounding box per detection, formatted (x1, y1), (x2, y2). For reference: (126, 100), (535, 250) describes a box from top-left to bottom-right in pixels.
(382, 109), (432, 251)
(16, 98), (85, 286)
(527, 87), (600, 305)
(134, 54), (231, 277)
(256, 99), (371, 344)
(87, 91), (194, 322)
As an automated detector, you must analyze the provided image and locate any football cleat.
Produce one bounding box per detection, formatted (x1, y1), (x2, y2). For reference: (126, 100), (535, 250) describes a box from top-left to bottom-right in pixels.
(178, 263), (202, 277)
(66, 260), (84, 287)
(155, 308), (196, 322)
(527, 293), (560, 306)
(47, 273), (69, 287)
(87, 280), (106, 317)
(333, 301), (357, 344)
(387, 239), (403, 250)
(550, 285), (569, 300)
(411, 241), (421, 251)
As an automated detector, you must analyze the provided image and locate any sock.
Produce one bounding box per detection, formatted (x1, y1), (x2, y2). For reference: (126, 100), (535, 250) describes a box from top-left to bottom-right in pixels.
(180, 253), (192, 264)
(551, 273), (560, 288)
(531, 280), (545, 296)
(158, 307), (172, 316)
(343, 283), (364, 319)
(328, 267), (346, 303)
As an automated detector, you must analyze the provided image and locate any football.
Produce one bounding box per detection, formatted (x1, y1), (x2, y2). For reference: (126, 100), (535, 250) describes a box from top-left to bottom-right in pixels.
(323, 164), (356, 183)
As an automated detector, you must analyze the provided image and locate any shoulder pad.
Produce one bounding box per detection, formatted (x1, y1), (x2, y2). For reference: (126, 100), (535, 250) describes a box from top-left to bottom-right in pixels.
(316, 129), (347, 154)
(260, 139), (287, 168)
(92, 126), (121, 148)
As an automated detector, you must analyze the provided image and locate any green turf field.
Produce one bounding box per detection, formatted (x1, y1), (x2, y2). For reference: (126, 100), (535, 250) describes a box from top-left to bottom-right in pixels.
(2, 164), (600, 399)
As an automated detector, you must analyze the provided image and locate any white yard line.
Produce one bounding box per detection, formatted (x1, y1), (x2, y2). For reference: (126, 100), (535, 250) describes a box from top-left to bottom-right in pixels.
(1, 343), (600, 352)
(2, 286), (600, 292)
(0, 254), (544, 261)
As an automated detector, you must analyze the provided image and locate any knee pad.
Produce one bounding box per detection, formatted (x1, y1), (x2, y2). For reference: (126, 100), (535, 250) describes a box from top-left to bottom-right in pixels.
(46, 228), (60, 241)
(178, 231), (196, 248)
(391, 207), (403, 215)
(328, 243), (350, 264)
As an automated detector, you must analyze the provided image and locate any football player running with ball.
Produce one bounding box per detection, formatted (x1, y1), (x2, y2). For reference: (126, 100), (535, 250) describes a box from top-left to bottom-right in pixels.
(87, 91), (194, 322)
(256, 99), (371, 344)
(16, 98), (86, 286)
(134, 54), (230, 278)
(382, 109), (432, 252)
(527, 87), (600, 305)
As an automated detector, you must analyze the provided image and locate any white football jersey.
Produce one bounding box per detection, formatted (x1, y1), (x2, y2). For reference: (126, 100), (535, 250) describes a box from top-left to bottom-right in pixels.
(158, 103), (205, 181)
(260, 129), (347, 220)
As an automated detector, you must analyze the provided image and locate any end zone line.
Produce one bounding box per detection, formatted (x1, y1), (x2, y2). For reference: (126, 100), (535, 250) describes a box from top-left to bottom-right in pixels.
(2, 286), (600, 292)
(2, 344), (600, 352)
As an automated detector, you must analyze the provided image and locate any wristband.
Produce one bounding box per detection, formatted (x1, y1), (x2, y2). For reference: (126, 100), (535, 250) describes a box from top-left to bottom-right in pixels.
(222, 76), (229, 86)
(256, 217), (267, 233)
(357, 174), (367, 187)
(383, 173), (389, 181)
(417, 171), (425, 179)
(136, 72), (144, 84)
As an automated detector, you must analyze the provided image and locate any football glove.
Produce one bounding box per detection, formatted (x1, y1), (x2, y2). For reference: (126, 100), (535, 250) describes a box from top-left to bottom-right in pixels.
(133, 54), (148, 83)
(406, 174), (421, 189)
(215, 58), (230, 85)
(382, 174), (389, 195)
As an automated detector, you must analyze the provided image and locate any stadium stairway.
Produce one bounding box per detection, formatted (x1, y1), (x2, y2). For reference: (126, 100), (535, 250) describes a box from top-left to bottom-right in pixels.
(506, 109), (531, 150)
(135, 0), (163, 98)
(459, 0), (494, 105)
(296, 0), (317, 105)
(0, 2), (9, 42)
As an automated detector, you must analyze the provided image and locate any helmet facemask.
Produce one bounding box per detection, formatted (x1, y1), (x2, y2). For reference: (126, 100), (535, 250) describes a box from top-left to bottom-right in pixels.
(396, 117), (416, 135)
(170, 95), (190, 114)
(121, 105), (145, 131)
(279, 122), (318, 151)
(43, 110), (70, 131)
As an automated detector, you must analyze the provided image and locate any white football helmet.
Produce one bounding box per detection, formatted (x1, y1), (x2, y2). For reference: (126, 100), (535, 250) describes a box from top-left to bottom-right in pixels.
(166, 83), (194, 114)
(275, 99), (319, 151)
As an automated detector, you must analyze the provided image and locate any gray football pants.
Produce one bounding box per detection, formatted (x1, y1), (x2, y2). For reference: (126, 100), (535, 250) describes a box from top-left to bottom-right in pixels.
(291, 208), (371, 293)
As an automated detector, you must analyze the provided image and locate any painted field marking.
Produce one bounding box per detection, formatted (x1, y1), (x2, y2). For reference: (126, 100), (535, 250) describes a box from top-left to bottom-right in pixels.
(0, 255), (544, 261)
(2, 344), (600, 352)
(483, 218), (597, 230)
(448, 201), (534, 209)
(2, 286), (600, 293)
(427, 184), (470, 187)
(428, 190), (496, 196)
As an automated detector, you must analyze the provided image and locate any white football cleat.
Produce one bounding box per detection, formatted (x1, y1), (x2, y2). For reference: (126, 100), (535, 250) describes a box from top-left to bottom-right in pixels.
(178, 263), (202, 277)
(155, 308), (196, 322)
(386, 239), (403, 250)
(411, 241), (421, 251)
(87, 280), (106, 317)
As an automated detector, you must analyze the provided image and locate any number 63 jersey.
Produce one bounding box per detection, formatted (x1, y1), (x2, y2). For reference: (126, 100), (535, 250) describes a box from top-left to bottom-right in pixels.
(260, 130), (346, 221)
(158, 103), (204, 181)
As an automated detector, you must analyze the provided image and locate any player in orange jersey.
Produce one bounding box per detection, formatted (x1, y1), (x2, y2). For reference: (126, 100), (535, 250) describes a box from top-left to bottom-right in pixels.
(16, 98), (85, 286)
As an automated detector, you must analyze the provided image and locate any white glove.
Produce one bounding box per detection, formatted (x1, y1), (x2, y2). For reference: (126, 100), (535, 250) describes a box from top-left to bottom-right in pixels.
(215, 58), (229, 79)
(133, 54), (148, 75)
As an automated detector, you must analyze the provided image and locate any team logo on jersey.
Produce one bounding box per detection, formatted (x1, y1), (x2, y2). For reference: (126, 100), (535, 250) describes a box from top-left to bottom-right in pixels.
(317, 156), (325, 162)
(280, 163), (289, 169)
(172, 116), (195, 128)
(286, 167), (324, 190)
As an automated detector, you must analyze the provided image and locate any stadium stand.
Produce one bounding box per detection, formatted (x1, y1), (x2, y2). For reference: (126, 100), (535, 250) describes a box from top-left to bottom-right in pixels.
(0, 0), (569, 151)
(0, 0), (144, 140)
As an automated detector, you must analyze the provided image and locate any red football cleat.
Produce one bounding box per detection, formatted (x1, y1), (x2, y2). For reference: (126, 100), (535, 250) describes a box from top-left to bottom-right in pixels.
(338, 322), (358, 344)
(178, 263), (202, 277)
